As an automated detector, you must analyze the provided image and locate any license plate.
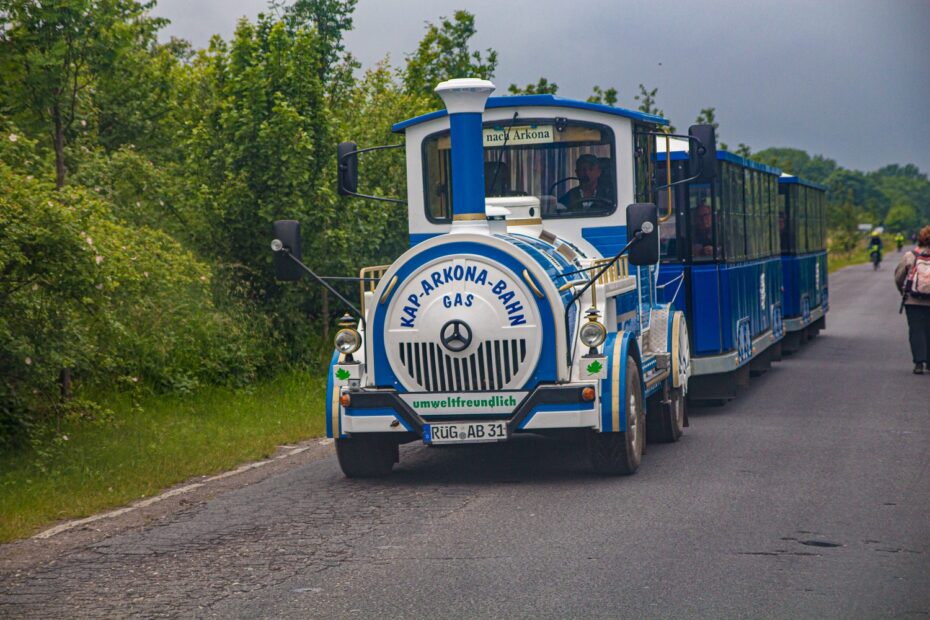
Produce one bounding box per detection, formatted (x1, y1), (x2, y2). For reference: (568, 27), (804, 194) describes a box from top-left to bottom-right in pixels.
(423, 421), (508, 445)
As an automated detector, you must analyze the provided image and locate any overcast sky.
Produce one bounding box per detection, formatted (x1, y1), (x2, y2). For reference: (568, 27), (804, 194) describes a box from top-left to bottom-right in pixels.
(153, 0), (930, 174)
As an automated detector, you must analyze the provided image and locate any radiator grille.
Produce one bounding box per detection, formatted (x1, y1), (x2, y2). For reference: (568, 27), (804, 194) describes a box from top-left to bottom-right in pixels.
(398, 340), (528, 391)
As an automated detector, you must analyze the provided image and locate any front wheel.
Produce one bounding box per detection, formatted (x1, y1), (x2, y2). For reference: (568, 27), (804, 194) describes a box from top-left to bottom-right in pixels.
(589, 356), (644, 475)
(335, 436), (397, 478)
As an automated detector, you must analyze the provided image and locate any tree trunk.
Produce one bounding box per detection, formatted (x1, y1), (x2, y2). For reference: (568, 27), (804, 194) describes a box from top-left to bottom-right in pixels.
(322, 289), (330, 342)
(59, 368), (72, 401)
(52, 103), (66, 189)
(53, 104), (70, 394)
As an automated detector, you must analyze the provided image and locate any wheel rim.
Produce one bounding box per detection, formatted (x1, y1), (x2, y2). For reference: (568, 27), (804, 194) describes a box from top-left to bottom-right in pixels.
(672, 389), (684, 430)
(671, 314), (692, 393)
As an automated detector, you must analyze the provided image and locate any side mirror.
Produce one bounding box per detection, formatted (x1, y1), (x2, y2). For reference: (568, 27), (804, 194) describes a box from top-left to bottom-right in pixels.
(626, 203), (659, 266)
(337, 141), (358, 196)
(688, 124), (717, 183)
(272, 220), (303, 281)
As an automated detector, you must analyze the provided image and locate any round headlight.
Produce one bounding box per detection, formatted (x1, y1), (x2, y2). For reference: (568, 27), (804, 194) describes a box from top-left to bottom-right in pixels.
(334, 328), (361, 354)
(579, 321), (607, 348)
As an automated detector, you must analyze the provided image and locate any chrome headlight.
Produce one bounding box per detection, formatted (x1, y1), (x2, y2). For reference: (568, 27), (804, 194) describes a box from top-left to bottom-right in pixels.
(579, 320), (607, 348)
(334, 328), (361, 354)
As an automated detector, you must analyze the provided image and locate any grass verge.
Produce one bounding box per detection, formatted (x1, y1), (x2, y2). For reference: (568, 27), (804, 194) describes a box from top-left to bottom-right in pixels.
(828, 234), (901, 273)
(828, 246), (871, 273)
(0, 369), (326, 543)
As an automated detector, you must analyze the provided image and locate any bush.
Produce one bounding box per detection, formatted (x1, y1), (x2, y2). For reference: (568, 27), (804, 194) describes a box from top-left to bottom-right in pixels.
(0, 163), (272, 448)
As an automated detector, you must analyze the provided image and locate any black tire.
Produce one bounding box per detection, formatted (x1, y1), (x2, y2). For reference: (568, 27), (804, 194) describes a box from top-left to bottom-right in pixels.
(589, 357), (644, 475)
(335, 436), (396, 478)
(647, 386), (685, 443)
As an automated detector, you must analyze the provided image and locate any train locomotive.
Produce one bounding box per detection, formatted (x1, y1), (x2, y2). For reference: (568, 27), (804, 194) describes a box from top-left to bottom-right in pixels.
(272, 78), (718, 477)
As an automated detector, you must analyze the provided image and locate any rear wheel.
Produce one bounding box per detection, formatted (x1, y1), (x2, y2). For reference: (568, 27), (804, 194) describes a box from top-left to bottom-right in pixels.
(589, 357), (644, 475)
(647, 386), (685, 443)
(335, 436), (396, 478)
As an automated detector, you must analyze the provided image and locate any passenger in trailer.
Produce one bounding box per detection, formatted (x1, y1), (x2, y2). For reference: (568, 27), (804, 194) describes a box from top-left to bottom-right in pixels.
(691, 200), (715, 259)
(558, 153), (613, 211)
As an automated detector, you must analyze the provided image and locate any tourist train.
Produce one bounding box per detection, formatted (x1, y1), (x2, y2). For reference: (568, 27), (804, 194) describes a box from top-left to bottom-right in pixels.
(272, 77), (827, 477)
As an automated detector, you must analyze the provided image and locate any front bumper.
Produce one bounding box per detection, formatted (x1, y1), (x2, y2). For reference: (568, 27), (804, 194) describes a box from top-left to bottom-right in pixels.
(340, 384), (597, 438)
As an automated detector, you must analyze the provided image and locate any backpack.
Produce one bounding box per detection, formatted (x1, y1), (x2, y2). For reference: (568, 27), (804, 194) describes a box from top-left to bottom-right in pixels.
(905, 250), (930, 299)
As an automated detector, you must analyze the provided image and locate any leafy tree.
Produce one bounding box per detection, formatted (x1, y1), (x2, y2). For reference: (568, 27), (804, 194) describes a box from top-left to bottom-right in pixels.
(272, 0), (358, 86)
(169, 16), (342, 362)
(634, 84), (663, 116)
(884, 204), (919, 233)
(694, 107), (728, 151)
(825, 168), (889, 224)
(752, 147), (837, 183)
(586, 85), (617, 106)
(823, 187), (864, 252)
(0, 0), (163, 188)
(403, 11), (497, 101)
(90, 26), (184, 161)
(509, 77), (558, 95)
(634, 84), (674, 132)
(0, 162), (269, 446)
(870, 164), (930, 224)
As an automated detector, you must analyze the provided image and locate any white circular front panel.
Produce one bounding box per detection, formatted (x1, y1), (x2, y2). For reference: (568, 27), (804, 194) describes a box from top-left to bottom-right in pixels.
(384, 255), (542, 392)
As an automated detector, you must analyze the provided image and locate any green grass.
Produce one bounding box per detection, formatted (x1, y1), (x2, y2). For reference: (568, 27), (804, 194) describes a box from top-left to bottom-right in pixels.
(828, 246), (871, 273)
(0, 369), (326, 543)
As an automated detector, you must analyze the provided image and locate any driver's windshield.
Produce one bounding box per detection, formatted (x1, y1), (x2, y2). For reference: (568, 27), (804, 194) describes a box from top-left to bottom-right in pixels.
(422, 119), (616, 222)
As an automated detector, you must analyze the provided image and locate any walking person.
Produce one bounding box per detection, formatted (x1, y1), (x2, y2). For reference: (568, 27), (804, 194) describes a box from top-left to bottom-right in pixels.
(895, 225), (930, 374)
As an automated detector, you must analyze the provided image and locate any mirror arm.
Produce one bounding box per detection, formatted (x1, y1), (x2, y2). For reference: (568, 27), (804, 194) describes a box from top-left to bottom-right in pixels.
(643, 131), (707, 191)
(638, 131), (710, 190)
(339, 143), (407, 204)
(562, 229), (646, 366)
(274, 246), (367, 331)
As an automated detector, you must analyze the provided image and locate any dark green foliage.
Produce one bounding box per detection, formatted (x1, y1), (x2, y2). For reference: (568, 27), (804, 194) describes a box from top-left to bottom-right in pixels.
(403, 11), (498, 101)
(753, 146), (930, 236)
(509, 77), (558, 96)
(273, 0), (358, 85)
(0, 0), (166, 187)
(634, 84), (674, 132)
(0, 163), (270, 448)
(587, 86), (617, 106)
(752, 147), (838, 183)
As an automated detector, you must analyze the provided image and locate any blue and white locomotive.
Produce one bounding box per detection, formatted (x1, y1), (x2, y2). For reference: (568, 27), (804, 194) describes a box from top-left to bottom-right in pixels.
(272, 78), (717, 477)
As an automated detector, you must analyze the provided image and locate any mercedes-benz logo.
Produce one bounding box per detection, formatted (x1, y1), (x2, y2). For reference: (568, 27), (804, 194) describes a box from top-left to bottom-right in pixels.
(440, 319), (472, 353)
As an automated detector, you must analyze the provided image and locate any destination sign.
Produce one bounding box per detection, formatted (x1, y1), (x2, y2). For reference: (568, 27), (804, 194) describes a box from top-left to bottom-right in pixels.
(483, 125), (554, 147)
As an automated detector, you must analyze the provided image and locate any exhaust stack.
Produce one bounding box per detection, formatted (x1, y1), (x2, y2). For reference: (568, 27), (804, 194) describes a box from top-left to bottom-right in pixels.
(434, 78), (495, 233)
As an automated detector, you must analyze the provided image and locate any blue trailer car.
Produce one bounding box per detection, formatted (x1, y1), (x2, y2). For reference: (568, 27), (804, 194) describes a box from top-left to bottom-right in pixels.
(777, 175), (828, 352)
(655, 149), (784, 401)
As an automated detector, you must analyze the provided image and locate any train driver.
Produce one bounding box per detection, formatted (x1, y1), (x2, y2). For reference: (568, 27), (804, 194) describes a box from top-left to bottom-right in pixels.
(558, 154), (613, 211)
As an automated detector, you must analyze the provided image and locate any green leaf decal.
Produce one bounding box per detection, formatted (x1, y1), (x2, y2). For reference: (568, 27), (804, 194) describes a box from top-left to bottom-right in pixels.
(586, 360), (603, 375)
(335, 368), (351, 380)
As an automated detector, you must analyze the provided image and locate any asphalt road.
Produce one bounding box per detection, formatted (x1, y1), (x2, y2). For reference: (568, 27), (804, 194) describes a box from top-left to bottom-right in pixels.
(2, 261), (929, 619)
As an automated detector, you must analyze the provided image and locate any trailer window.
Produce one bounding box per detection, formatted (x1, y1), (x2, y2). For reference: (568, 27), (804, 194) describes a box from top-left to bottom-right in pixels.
(422, 120), (617, 222)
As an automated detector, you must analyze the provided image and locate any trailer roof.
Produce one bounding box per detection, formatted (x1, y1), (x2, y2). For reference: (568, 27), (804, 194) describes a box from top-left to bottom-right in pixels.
(657, 149), (783, 176)
(778, 174), (828, 192)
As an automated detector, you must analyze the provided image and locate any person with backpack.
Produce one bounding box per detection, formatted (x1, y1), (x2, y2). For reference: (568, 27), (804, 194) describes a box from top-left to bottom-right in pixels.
(895, 225), (930, 374)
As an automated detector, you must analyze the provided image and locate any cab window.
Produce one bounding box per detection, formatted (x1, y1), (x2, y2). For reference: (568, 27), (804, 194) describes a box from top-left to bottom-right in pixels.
(422, 120), (617, 222)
